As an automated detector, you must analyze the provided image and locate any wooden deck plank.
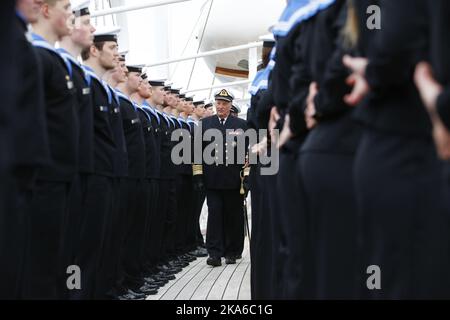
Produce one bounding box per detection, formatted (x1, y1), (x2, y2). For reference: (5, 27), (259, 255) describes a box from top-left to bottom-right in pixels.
(221, 260), (249, 300)
(238, 263), (252, 300)
(190, 262), (228, 300)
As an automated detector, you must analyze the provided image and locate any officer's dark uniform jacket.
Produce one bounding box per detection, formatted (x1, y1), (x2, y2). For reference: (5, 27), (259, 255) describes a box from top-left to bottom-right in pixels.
(58, 48), (94, 174)
(32, 33), (78, 182)
(289, 0), (361, 155)
(109, 87), (128, 178)
(82, 66), (117, 177)
(198, 115), (249, 190)
(116, 92), (146, 179)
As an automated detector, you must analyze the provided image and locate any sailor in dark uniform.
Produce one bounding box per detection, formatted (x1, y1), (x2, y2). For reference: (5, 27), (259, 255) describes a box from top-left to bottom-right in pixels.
(79, 27), (123, 300)
(247, 35), (276, 300)
(57, 0), (96, 299)
(24, 0), (78, 300)
(262, 0), (316, 299)
(132, 77), (164, 288)
(131, 74), (166, 294)
(139, 85), (179, 285)
(344, 0), (450, 299)
(193, 89), (249, 267)
(175, 96), (198, 257)
(159, 90), (196, 270)
(0, 0), (50, 300)
(115, 65), (157, 296)
(190, 100), (208, 254)
(292, 0), (362, 299)
(101, 54), (130, 299)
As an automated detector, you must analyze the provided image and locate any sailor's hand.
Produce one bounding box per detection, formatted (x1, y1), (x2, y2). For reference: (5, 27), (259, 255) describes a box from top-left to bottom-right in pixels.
(343, 55), (370, 106)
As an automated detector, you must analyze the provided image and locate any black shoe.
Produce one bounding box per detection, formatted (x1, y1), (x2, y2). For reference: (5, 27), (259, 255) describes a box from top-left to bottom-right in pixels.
(145, 278), (165, 287)
(137, 285), (158, 296)
(207, 257), (222, 267)
(116, 293), (145, 300)
(126, 289), (146, 299)
(190, 249), (208, 258)
(234, 255), (242, 260)
(225, 257), (236, 265)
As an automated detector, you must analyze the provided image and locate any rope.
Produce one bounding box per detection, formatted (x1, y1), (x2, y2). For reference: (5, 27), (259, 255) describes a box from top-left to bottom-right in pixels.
(186, 0), (214, 90)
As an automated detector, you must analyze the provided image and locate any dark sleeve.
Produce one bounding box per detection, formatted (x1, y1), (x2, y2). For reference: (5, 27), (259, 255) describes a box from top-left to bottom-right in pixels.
(0, 2), (17, 172)
(313, 3), (352, 120)
(365, 0), (428, 92)
(437, 87), (450, 130)
(288, 25), (311, 135)
(256, 86), (274, 130)
(247, 92), (262, 130)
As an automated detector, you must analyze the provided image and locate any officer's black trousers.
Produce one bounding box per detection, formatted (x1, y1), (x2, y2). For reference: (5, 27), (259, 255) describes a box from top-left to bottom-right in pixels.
(354, 128), (450, 299)
(206, 189), (244, 259)
(301, 151), (357, 300)
(24, 180), (72, 300)
(68, 175), (112, 300)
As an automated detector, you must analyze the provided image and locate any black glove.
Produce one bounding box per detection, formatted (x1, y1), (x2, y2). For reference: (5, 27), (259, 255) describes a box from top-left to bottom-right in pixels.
(193, 175), (205, 192)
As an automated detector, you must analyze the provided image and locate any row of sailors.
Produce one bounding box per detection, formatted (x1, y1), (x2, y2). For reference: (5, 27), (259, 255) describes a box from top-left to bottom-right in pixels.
(0, 0), (216, 300)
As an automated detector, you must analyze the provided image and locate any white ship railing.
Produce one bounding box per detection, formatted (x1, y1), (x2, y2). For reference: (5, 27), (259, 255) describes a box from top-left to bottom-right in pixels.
(91, 0), (194, 17)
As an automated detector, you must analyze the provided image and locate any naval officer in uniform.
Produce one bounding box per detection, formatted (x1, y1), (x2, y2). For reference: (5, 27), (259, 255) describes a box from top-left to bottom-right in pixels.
(193, 89), (249, 267)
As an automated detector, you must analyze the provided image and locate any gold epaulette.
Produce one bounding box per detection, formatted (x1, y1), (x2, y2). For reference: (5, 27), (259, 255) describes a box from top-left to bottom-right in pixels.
(192, 164), (203, 176)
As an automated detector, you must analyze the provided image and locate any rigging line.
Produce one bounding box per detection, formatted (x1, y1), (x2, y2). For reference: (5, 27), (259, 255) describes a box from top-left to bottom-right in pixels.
(108, 0), (116, 26)
(186, 0), (214, 90)
(102, 0), (106, 27)
(208, 74), (216, 101)
(170, 0), (211, 79)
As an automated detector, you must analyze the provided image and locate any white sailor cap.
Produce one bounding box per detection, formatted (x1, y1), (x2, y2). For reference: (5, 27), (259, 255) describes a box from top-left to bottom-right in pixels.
(94, 26), (121, 43)
(71, 0), (91, 16)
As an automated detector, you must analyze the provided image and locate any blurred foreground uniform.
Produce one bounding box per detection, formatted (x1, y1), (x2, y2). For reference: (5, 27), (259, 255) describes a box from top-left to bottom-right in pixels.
(292, 0), (362, 299)
(353, 0), (450, 299)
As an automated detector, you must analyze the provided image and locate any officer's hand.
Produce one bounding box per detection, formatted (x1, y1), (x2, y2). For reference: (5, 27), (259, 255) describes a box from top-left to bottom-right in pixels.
(193, 175), (205, 192)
